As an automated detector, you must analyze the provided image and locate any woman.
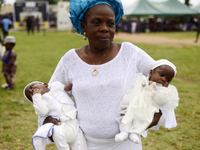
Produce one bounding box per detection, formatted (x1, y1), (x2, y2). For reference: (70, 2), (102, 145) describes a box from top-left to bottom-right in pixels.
(42, 0), (164, 149)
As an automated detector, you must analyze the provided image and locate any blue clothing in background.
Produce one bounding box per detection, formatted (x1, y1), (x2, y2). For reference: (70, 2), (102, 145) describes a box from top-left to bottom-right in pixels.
(2, 18), (12, 32)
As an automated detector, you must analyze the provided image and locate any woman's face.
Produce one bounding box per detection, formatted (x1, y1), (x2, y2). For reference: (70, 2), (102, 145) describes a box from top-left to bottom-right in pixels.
(81, 4), (116, 50)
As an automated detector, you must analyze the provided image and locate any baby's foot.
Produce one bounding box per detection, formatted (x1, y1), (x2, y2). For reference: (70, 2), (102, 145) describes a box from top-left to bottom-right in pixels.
(129, 133), (140, 144)
(115, 131), (129, 142)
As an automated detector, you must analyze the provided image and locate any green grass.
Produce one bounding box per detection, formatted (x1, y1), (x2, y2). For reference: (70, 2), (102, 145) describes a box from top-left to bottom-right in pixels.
(0, 31), (199, 149)
(139, 31), (198, 39)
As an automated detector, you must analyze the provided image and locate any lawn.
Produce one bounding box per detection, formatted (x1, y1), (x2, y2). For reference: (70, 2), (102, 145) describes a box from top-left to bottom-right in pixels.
(142, 31), (198, 39)
(0, 31), (199, 150)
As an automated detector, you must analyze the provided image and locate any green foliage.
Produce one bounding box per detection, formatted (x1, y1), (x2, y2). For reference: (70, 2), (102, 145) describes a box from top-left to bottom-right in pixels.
(185, 0), (190, 6)
(0, 31), (199, 149)
(0, 0), (5, 8)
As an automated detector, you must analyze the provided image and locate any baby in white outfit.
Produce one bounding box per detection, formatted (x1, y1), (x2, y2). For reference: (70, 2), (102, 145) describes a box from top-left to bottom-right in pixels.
(115, 59), (179, 144)
(24, 81), (87, 150)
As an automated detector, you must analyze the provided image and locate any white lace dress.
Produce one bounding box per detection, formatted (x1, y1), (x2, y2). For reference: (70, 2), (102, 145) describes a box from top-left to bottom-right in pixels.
(44, 42), (172, 150)
(120, 73), (179, 136)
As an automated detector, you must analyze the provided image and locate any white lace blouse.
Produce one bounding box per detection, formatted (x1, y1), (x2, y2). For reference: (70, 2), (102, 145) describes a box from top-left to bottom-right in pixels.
(46, 42), (155, 149)
(48, 42), (153, 137)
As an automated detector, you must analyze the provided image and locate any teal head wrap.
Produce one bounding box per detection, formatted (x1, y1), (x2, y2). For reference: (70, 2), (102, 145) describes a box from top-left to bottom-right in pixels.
(70, 0), (124, 36)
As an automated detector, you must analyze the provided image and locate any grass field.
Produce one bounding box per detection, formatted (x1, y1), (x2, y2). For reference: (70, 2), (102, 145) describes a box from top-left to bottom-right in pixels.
(0, 31), (199, 150)
(142, 31), (197, 39)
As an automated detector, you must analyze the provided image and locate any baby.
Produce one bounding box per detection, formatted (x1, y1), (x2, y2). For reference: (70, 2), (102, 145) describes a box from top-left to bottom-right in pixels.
(24, 81), (87, 150)
(115, 59), (179, 144)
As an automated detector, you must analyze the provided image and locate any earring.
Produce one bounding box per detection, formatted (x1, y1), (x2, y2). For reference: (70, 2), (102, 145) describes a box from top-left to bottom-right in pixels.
(83, 32), (87, 40)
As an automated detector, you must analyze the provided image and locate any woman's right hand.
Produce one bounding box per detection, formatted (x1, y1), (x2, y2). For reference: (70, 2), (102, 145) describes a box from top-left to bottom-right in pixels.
(64, 83), (73, 91)
(43, 116), (61, 125)
(43, 116), (61, 142)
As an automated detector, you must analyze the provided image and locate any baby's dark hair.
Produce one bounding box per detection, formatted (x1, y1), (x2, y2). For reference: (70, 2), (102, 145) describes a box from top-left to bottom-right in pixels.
(25, 90), (33, 103)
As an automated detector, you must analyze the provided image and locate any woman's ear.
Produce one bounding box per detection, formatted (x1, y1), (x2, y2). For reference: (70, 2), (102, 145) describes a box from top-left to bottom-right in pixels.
(81, 22), (86, 33)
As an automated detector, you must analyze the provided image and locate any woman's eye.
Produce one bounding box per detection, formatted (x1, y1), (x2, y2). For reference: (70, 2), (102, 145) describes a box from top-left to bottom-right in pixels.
(159, 73), (163, 76)
(92, 21), (99, 25)
(108, 22), (115, 27)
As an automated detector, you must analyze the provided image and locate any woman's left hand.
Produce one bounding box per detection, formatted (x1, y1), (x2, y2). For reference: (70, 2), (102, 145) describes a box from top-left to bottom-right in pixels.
(147, 110), (162, 129)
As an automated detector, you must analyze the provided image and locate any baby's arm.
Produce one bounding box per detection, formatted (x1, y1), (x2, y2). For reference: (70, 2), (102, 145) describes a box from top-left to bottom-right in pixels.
(32, 93), (49, 116)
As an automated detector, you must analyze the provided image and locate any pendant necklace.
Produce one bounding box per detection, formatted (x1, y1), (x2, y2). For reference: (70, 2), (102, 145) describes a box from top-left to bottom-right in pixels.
(89, 49), (109, 76)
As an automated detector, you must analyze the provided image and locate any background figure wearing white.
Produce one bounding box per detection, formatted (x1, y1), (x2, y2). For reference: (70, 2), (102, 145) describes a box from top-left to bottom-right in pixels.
(115, 59), (179, 144)
(24, 81), (87, 150)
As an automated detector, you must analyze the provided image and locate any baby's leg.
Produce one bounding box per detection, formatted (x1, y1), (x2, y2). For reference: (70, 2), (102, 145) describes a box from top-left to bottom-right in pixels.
(115, 122), (129, 142)
(129, 133), (140, 144)
(70, 129), (87, 150)
(53, 124), (70, 150)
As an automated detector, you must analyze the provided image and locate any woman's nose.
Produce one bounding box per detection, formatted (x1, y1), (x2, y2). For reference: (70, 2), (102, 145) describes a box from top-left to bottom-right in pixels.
(100, 23), (108, 32)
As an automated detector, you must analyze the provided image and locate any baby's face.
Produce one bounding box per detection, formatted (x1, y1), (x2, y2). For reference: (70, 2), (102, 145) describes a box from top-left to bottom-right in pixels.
(25, 83), (49, 102)
(149, 65), (174, 87)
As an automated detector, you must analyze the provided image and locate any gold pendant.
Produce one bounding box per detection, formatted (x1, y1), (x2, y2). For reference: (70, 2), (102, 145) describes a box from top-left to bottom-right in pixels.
(92, 67), (98, 76)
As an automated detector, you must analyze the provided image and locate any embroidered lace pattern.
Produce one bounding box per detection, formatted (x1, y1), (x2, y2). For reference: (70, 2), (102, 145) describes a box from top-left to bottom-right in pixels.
(49, 42), (154, 138)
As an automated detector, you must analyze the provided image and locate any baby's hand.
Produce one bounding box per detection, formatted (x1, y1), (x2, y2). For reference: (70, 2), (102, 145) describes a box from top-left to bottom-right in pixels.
(64, 83), (73, 91)
(33, 88), (43, 95)
(149, 81), (153, 85)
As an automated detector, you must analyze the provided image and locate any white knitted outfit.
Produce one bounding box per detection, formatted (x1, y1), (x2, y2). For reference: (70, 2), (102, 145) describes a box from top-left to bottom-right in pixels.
(47, 42), (155, 149)
(118, 73), (179, 141)
(32, 82), (87, 150)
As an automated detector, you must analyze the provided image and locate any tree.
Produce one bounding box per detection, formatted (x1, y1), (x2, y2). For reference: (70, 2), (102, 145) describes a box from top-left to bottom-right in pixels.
(0, 0), (5, 8)
(185, 0), (190, 6)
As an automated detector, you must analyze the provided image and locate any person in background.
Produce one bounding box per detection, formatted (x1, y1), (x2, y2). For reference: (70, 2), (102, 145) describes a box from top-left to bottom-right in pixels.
(1, 36), (17, 90)
(1, 15), (12, 39)
(35, 16), (40, 32)
(26, 16), (34, 35)
(38, 0), (175, 149)
(0, 15), (3, 43)
(195, 17), (200, 43)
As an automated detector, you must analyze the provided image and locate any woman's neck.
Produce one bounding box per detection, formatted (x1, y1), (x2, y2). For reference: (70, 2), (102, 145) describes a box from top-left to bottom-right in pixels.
(87, 43), (113, 56)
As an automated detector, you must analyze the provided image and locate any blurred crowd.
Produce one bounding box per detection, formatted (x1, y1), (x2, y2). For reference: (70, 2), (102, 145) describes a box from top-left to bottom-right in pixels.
(1, 12), (199, 34)
(116, 16), (200, 33)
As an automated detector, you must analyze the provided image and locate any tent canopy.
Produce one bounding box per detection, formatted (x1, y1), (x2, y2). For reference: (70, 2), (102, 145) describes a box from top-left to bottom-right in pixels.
(124, 0), (200, 17)
(151, 0), (199, 16)
(124, 0), (163, 16)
